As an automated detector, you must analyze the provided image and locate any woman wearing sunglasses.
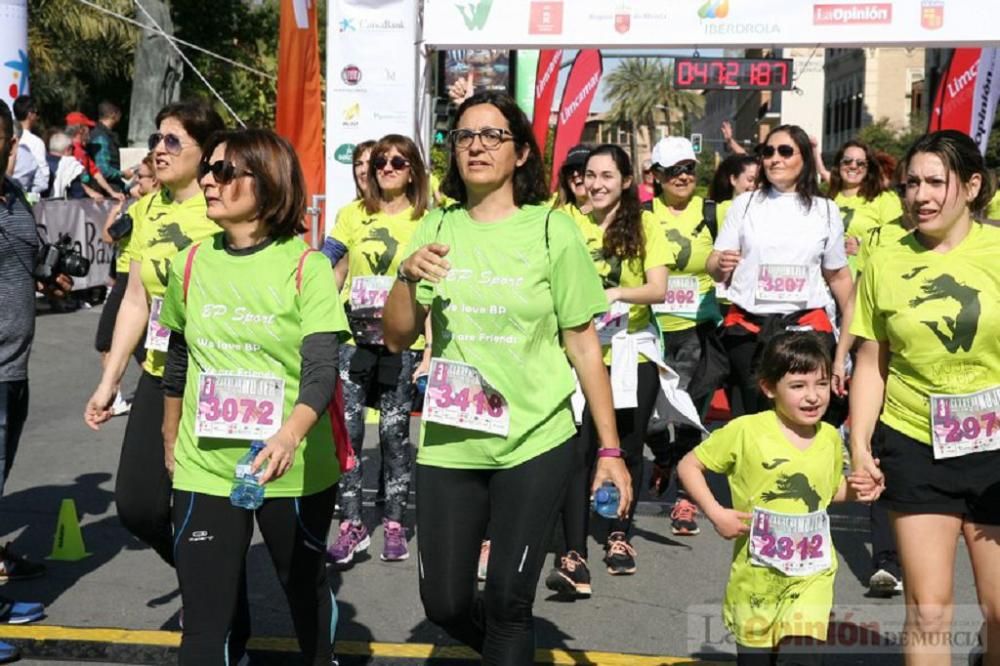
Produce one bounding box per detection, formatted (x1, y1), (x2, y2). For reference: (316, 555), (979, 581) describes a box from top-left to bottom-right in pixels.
(323, 139), (375, 287)
(383, 91), (630, 665)
(828, 140), (903, 273)
(707, 124), (853, 417)
(84, 100), (224, 567)
(326, 134), (429, 566)
(157, 128), (348, 665)
(555, 144), (592, 225)
(643, 137), (727, 539)
(545, 143), (668, 593)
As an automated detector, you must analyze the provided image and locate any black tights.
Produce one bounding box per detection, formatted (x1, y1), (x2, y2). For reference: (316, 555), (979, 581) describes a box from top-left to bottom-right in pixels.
(560, 362), (658, 558)
(172, 484), (337, 666)
(416, 441), (572, 666)
(737, 637), (824, 666)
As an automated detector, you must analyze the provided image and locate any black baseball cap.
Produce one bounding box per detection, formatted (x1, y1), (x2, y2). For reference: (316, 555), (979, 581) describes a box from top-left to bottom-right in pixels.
(562, 144), (591, 171)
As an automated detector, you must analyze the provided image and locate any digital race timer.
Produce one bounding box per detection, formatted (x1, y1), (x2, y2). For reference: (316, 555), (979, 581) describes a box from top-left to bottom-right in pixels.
(672, 57), (795, 91)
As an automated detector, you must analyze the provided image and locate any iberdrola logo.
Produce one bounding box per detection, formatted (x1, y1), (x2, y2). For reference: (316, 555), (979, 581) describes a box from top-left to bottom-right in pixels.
(698, 0), (730, 18)
(456, 0), (493, 30)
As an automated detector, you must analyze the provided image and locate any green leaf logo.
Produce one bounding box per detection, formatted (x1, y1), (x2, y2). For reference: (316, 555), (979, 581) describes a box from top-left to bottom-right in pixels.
(455, 0), (493, 30)
(698, 0), (730, 19)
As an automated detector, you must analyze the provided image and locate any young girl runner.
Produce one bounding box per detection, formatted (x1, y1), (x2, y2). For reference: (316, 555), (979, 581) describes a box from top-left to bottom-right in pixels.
(678, 332), (875, 665)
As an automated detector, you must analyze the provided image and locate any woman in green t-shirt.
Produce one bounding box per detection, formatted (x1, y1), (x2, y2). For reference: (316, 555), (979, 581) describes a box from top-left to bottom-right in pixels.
(326, 134), (429, 566)
(828, 139), (903, 273)
(850, 130), (1000, 666)
(84, 100), (224, 568)
(547, 143), (668, 592)
(159, 129), (349, 665)
(383, 92), (631, 665)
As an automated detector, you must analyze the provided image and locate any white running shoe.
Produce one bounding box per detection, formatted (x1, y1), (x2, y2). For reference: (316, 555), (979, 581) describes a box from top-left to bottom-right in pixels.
(110, 392), (132, 417)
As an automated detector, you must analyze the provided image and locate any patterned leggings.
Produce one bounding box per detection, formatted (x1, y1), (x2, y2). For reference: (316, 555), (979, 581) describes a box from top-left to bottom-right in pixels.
(338, 344), (418, 523)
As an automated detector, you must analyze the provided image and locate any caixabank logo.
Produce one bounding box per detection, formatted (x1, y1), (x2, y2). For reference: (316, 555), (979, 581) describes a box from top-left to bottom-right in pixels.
(698, 0), (780, 36)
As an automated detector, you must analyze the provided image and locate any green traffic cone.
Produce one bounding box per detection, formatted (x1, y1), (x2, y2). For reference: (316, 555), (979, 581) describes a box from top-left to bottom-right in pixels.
(47, 498), (91, 561)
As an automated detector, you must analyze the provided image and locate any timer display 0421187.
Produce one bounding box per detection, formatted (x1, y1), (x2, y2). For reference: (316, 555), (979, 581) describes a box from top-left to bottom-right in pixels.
(673, 57), (794, 91)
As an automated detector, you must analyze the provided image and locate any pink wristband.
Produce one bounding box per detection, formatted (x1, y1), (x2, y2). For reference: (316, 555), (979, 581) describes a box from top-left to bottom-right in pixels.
(597, 448), (624, 459)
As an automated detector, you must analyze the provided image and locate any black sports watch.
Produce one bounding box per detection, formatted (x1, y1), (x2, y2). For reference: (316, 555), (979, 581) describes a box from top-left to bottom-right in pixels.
(396, 263), (419, 284)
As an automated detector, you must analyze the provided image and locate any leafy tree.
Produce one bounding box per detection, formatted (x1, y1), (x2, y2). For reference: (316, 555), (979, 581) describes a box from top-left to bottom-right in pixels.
(28, 0), (138, 125)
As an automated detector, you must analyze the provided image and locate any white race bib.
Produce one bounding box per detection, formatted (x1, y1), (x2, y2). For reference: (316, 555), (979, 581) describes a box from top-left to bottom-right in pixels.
(748, 507), (832, 577)
(146, 296), (171, 353)
(930, 386), (1000, 459)
(348, 275), (394, 345)
(196, 372), (284, 440)
(423, 359), (510, 437)
(594, 301), (630, 345)
(755, 264), (809, 303)
(652, 276), (700, 315)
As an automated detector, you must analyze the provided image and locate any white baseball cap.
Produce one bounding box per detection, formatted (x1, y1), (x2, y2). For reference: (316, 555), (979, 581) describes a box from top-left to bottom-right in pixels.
(651, 137), (696, 169)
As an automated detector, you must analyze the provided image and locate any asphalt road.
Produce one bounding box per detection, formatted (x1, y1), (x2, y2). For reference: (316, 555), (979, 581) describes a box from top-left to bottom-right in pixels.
(0, 303), (983, 664)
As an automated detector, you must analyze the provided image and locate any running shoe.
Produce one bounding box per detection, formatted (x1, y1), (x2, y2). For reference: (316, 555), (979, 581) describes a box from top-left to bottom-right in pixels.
(110, 392), (132, 417)
(868, 568), (902, 597)
(327, 521), (370, 565)
(0, 596), (44, 624)
(0, 640), (18, 664)
(545, 551), (592, 598)
(0, 544), (45, 582)
(381, 519), (409, 562)
(604, 532), (636, 575)
(670, 498), (701, 536)
(477, 540), (490, 582)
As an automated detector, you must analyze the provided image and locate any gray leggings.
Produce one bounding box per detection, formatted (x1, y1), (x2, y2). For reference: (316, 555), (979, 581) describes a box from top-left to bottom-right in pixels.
(338, 344), (418, 523)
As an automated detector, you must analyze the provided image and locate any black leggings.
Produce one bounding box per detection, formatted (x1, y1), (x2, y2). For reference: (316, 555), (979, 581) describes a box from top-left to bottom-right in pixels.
(115, 371), (173, 565)
(560, 362), (658, 557)
(737, 638), (824, 666)
(172, 484), (337, 666)
(416, 440), (572, 666)
(94, 273), (146, 364)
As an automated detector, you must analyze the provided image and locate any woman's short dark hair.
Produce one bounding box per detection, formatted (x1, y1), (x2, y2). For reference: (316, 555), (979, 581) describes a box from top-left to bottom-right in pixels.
(201, 129), (307, 239)
(757, 331), (832, 388)
(828, 139), (884, 201)
(586, 144), (644, 268)
(901, 130), (996, 216)
(757, 124), (824, 211)
(363, 134), (428, 219)
(710, 154), (757, 202)
(351, 140), (376, 198)
(155, 99), (226, 148)
(440, 91), (549, 207)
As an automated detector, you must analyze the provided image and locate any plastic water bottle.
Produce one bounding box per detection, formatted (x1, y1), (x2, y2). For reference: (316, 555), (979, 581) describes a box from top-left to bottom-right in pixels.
(230, 441), (266, 510)
(592, 482), (620, 519)
(414, 373), (428, 405)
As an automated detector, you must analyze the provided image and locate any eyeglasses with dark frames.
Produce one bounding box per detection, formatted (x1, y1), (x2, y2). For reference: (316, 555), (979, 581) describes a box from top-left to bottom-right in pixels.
(198, 159), (254, 185)
(372, 155), (410, 171)
(449, 127), (514, 150)
(759, 144), (797, 159)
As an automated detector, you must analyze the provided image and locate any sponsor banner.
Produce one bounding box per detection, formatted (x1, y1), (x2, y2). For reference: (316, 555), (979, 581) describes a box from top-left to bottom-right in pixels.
(33, 200), (116, 291)
(550, 50), (602, 191)
(277, 0), (325, 233)
(421, 0), (996, 48)
(326, 0), (417, 218)
(532, 50), (562, 150)
(514, 49), (539, 121)
(971, 48), (1000, 156)
(928, 48), (981, 136)
(0, 0), (28, 107)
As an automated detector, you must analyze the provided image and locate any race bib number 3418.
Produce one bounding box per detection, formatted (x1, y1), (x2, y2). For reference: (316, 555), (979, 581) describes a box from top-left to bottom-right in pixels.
(423, 359), (510, 437)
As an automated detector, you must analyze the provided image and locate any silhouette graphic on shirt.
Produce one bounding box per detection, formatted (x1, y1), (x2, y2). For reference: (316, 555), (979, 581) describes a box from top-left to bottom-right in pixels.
(362, 227), (399, 275)
(147, 222), (193, 252)
(906, 272), (980, 354)
(761, 473), (822, 512)
(666, 229), (693, 271)
(591, 247), (623, 289)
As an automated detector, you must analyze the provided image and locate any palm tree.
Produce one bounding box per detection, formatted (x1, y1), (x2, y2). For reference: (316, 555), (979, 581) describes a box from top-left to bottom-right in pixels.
(604, 58), (705, 174)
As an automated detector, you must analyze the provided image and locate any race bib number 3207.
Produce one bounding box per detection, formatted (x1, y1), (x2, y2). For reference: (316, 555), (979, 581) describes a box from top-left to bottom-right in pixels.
(748, 507), (832, 576)
(423, 359), (510, 437)
(196, 373), (284, 440)
(756, 264), (808, 303)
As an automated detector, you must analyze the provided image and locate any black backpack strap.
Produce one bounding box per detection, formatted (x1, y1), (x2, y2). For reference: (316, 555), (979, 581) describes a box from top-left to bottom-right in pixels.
(434, 208), (447, 239)
(544, 209), (551, 253)
(693, 199), (718, 241)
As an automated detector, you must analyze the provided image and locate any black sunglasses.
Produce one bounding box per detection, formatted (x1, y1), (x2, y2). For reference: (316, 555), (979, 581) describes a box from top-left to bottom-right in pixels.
(658, 162), (697, 179)
(759, 144), (797, 159)
(198, 159), (254, 185)
(148, 132), (194, 155)
(373, 155), (410, 171)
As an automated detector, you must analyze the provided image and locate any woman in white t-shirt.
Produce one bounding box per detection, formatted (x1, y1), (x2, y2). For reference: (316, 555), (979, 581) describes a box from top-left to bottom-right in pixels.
(706, 124), (854, 416)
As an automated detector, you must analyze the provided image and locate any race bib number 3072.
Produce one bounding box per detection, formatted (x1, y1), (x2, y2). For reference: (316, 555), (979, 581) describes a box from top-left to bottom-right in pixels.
(196, 373), (284, 440)
(930, 387), (1000, 459)
(423, 359), (510, 437)
(748, 507), (832, 577)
